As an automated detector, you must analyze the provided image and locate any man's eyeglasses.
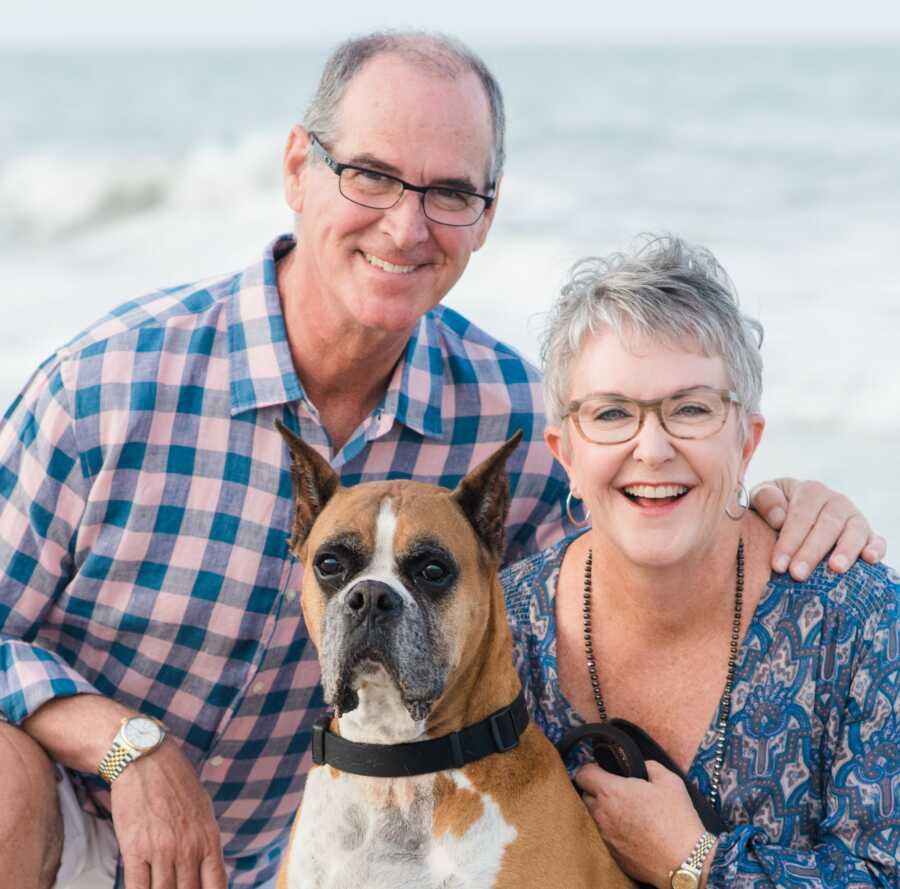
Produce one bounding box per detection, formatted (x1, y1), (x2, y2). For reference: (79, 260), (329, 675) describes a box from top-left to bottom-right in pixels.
(309, 134), (494, 227)
(563, 386), (742, 445)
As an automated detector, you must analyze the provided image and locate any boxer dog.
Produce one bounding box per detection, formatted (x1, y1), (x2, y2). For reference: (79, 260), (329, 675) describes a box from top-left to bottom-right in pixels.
(275, 422), (635, 889)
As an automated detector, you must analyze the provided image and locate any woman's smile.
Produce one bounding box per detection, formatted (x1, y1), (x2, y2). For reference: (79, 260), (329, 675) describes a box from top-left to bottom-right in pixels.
(618, 482), (692, 514)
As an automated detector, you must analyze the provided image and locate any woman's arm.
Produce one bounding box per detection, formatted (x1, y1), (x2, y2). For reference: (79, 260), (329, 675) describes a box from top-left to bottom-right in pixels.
(706, 572), (899, 888)
(576, 568), (900, 889)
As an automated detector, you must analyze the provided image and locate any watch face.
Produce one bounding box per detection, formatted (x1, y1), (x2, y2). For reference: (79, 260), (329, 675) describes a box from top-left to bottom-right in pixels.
(122, 717), (163, 751)
(671, 870), (699, 889)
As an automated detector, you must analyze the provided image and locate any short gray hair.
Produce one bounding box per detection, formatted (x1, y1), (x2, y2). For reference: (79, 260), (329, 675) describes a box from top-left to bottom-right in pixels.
(303, 31), (506, 187)
(541, 234), (764, 427)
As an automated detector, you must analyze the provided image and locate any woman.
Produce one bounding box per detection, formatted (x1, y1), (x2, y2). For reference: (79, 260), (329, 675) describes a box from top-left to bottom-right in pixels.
(502, 236), (899, 888)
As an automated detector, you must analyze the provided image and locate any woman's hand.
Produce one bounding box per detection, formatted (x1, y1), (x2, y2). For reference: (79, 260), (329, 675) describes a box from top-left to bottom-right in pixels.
(750, 479), (887, 580)
(576, 760), (713, 889)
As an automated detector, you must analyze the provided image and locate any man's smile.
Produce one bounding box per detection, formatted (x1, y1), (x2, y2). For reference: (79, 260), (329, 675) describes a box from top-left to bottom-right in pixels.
(363, 252), (422, 274)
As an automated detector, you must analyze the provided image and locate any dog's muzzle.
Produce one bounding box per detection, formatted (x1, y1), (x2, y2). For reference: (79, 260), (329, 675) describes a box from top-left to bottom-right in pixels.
(321, 578), (448, 720)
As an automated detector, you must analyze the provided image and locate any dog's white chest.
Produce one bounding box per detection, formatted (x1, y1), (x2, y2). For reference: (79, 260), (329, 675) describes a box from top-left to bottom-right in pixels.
(285, 767), (517, 889)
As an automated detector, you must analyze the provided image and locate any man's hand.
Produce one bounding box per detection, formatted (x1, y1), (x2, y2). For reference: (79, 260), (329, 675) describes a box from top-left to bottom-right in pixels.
(111, 739), (227, 889)
(750, 479), (887, 580)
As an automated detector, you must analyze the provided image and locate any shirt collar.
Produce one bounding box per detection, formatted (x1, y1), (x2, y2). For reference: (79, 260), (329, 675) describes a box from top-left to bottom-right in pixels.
(227, 235), (304, 416)
(379, 309), (445, 439)
(227, 235), (445, 439)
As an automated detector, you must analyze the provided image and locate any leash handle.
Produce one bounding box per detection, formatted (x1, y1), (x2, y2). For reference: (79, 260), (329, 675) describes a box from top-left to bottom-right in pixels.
(556, 718), (727, 835)
(556, 721), (648, 780)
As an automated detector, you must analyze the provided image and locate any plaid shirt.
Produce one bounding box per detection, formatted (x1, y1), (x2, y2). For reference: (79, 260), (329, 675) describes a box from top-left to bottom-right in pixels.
(0, 235), (572, 887)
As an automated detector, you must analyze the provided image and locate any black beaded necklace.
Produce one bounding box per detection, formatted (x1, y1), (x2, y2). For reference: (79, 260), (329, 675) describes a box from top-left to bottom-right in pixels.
(582, 539), (744, 808)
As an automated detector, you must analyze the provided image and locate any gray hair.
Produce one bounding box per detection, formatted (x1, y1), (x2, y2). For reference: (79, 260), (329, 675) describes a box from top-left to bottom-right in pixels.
(303, 31), (506, 187)
(540, 234), (764, 428)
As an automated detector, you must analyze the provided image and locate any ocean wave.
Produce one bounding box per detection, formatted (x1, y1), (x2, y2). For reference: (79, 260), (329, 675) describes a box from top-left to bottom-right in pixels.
(0, 130), (283, 245)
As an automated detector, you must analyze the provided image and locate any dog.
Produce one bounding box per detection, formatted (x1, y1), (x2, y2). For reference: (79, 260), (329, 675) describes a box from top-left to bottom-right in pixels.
(275, 422), (635, 889)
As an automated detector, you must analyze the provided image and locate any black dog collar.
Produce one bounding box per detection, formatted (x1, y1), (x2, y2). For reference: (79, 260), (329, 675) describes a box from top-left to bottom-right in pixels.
(311, 690), (529, 777)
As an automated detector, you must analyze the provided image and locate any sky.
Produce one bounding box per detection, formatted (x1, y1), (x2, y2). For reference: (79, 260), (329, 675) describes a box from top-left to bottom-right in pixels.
(4, 0), (900, 47)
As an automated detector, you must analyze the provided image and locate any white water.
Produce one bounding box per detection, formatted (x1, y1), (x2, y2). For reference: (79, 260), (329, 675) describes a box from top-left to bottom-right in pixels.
(2, 44), (898, 548)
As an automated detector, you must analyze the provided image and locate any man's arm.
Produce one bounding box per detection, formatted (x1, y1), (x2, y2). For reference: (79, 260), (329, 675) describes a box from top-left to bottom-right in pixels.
(750, 479), (886, 580)
(0, 355), (100, 725)
(0, 360), (226, 889)
(23, 695), (227, 889)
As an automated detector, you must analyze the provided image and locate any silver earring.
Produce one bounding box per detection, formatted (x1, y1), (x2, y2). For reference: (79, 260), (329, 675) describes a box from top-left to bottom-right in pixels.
(725, 481), (750, 521)
(566, 491), (590, 527)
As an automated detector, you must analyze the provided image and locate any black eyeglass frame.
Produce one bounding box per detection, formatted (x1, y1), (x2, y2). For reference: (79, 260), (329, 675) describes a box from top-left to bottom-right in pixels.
(562, 386), (743, 445)
(308, 133), (495, 227)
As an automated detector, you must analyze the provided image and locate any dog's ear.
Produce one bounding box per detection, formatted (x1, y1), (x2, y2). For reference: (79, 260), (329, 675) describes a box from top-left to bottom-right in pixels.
(276, 419), (340, 555)
(452, 430), (523, 561)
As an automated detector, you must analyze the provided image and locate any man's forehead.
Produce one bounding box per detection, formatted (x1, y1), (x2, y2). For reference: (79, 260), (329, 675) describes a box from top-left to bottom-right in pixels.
(328, 52), (495, 182)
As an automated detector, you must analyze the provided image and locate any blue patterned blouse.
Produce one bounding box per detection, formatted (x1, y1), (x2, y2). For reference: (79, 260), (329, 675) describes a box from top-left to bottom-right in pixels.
(501, 537), (900, 888)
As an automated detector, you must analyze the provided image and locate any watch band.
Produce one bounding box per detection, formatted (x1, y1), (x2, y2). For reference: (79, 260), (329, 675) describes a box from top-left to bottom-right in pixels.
(669, 830), (717, 889)
(98, 741), (139, 783)
(685, 831), (717, 871)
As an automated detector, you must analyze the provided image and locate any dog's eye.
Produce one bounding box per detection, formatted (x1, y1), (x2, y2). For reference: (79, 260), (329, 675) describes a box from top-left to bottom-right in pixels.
(403, 543), (458, 596)
(315, 554), (344, 579)
(416, 560), (454, 590)
(421, 562), (447, 581)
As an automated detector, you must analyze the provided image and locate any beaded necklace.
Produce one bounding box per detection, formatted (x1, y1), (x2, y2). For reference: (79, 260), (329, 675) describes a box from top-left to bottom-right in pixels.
(581, 539), (744, 807)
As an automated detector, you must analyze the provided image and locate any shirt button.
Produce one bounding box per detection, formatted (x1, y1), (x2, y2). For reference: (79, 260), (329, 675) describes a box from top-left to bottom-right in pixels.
(252, 681), (266, 694)
(210, 755), (225, 767)
(285, 589), (298, 602)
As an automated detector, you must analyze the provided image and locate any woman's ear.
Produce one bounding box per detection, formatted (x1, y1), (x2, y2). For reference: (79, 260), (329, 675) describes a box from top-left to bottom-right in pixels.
(739, 413), (766, 479)
(545, 423), (577, 494)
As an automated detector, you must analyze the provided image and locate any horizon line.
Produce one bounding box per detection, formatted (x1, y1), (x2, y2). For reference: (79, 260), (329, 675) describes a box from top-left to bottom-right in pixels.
(3, 35), (900, 51)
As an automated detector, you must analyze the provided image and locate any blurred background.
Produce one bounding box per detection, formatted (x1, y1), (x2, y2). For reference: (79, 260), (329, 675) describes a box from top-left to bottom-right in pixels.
(2, 1), (899, 548)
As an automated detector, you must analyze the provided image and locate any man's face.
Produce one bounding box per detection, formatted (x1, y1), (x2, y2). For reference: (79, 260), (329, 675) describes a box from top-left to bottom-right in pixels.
(284, 53), (499, 335)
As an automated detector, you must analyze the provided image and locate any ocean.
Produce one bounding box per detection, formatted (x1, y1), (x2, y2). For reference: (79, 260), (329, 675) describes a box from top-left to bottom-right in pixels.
(1, 43), (898, 550)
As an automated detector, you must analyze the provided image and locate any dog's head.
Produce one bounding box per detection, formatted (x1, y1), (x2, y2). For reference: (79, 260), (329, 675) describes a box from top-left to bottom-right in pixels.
(276, 421), (521, 727)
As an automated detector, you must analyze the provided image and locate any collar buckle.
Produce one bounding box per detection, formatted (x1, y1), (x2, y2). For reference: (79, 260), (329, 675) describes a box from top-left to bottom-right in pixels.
(489, 706), (520, 753)
(311, 715), (330, 765)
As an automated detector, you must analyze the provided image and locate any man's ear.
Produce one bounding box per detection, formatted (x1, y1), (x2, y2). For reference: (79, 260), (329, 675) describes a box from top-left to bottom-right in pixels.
(473, 175), (502, 252)
(283, 125), (313, 214)
(452, 430), (522, 561)
(275, 419), (340, 555)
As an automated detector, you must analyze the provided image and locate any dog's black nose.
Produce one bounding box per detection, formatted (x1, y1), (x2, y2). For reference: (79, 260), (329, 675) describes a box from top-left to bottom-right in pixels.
(344, 580), (403, 625)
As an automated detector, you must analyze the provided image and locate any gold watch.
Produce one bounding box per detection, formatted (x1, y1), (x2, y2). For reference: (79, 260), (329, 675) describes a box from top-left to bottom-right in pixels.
(669, 831), (717, 889)
(98, 715), (166, 783)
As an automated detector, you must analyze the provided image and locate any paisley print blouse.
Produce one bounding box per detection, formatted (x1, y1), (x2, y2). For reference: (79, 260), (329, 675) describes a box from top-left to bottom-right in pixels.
(501, 537), (900, 888)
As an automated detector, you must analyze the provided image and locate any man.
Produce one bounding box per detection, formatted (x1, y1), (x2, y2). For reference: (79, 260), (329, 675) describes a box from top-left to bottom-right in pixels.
(0, 32), (884, 889)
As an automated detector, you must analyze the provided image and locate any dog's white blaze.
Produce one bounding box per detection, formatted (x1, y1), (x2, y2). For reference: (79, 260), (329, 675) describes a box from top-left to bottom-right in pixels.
(348, 498), (417, 610)
(287, 767), (517, 889)
(371, 497), (399, 579)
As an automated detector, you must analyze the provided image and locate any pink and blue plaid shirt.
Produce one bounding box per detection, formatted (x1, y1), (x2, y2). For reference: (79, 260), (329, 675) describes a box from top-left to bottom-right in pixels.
(0, 235), (572, 887)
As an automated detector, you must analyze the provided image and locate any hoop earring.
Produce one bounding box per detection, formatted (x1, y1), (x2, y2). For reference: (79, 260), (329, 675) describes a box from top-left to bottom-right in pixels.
(566, 491), (590, 527)
(724, 481), (750, 521)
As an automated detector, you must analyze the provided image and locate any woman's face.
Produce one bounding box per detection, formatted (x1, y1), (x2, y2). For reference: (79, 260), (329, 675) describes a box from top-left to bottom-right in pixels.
(546, 330), (765, 568)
